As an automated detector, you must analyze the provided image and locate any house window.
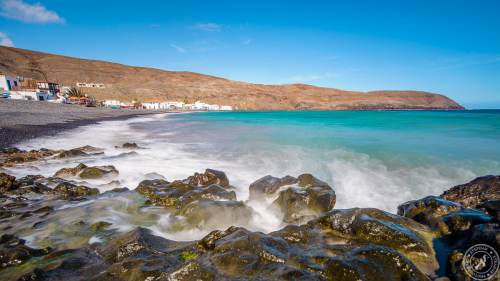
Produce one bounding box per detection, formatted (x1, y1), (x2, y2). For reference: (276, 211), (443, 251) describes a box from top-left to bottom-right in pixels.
(14, 81), (18, 87)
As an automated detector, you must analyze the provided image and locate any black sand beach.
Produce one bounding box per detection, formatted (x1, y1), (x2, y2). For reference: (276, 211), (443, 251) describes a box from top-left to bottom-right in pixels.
(0, 99), (162, 147)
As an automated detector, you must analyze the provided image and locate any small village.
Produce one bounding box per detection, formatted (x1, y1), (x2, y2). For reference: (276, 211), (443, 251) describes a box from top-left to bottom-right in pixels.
(0, 74), (233, 111)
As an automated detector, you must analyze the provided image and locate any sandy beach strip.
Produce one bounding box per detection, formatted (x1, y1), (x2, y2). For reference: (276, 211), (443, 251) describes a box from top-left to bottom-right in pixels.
(0, 99), (163, 147)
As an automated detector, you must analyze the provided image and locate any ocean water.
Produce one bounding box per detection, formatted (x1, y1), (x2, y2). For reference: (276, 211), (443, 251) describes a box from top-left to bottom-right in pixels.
(9, 110), (500, 240)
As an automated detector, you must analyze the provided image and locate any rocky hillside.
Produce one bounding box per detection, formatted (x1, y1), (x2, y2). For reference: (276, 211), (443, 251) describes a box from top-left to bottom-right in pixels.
(0, 46), (464, 110)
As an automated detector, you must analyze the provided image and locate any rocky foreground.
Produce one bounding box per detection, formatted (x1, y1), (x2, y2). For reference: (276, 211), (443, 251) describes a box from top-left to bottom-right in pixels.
(0, 146), (499, 280)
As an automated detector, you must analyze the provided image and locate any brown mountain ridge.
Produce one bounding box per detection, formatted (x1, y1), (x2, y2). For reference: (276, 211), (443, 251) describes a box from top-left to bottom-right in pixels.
(0, 46), (464, 110)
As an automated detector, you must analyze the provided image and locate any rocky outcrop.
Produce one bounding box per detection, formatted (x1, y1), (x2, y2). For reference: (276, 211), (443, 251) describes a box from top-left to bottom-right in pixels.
(398, 177), (500, 281)
(248, 173), (336, 224)
(0, 234), (52, 269)
(1, 162), (498, 280)
(186, 169), (230, 188)
(441, 175), (500, 208)
(53, 163), (118, 179)
(53, 182), (99, 199)
(248, 175), (298, 200)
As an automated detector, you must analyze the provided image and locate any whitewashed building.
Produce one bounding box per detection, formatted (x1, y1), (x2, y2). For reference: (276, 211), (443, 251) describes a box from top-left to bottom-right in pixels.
(103, 100), (121, 107)
(0, 74), (21, 93)
(220, 105), (233, 111)
(76, 82), (105, 88)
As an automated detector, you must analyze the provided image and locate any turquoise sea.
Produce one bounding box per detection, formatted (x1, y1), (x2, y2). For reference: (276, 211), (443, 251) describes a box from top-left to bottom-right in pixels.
(18, 110), (500, 213)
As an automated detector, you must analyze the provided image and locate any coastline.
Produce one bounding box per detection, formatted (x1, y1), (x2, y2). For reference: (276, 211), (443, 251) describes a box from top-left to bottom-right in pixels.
(0, 99), (168, 147)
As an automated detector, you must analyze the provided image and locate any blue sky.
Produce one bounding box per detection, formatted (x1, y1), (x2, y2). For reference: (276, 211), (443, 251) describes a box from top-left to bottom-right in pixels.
(1, 0), (499, 108)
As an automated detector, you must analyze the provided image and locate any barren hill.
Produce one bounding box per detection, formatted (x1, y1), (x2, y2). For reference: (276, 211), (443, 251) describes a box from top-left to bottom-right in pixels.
(0, 46), (463, 110)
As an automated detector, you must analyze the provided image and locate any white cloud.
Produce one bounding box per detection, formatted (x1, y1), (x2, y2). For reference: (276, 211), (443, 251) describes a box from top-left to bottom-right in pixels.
(0, 0), (64, 24)
(170, 44), (186, 53)
(193, 23), (222, 32)
(0, 32), (14, 47)
(286, 72), (338, 83)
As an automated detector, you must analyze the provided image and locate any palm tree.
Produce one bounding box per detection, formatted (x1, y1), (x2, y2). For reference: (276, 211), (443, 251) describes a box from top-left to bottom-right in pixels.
(66, 87), (85, 97)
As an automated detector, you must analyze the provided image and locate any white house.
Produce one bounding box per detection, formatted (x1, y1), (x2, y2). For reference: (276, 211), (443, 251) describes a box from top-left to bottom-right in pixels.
(103, 100), (121, 107)
(2, 75), (58, 101)
(0, 74), (21, 93)
(142, 102), (161, 110)
(220, 105), (233, 111)
(76, 82), (105, 88)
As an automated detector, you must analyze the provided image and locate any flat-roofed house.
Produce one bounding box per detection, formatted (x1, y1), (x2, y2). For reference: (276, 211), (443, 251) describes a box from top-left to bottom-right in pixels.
(0, 74), (21, 93)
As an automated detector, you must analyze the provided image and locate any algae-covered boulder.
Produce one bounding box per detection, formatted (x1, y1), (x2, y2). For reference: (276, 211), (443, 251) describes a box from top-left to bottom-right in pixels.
(53, 163), (118, 179)
(398, 196), (493, 235)
(272, 174), (336, 223)
(186, 169), (230, 188)
(178, 200), (254, 229)
(53, 163), (88, 178)
(248, 175), (298, 200)
(0, 172), (18, 192)
(441, 175), (500, 208)
(324, 245), (431, 281)
(57, 145), (102, 158)
(78, 165), (118, 179)
(0, 234), (52, 269)
(136, 179), (236, 211)
(309, 208), (438, 274)
(53, 182), (99, 199)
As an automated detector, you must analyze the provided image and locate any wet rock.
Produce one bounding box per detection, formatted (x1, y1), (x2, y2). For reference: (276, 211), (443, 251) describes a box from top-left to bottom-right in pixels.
(0, 234), (52, 269)
(57, 145), (102, 158)
(12, 175), (51, 195)
(14, 175), (44, 187)
(178, 184), (237, 206)
(0, 172), (18, 192)
(273, 174), (336, 223)
(398, 196), (493, 235)
(57, 149), (88, 158)
(53, 182), (99, 199)
(178, 200), (254, 229)
(469, 223), (500, 250)
(136, 179), (236, 210)
(90, 221), (112, 232)
(78, 165), (118, 179)
(441, 175), (500, 208)
(53, 163), (118, 179)
(121, 142), (139, 149)
(186, 169), (230, 188)
(324, 245), (430, 281)
(312, 208), (436, 269)
(0, 148), (59, 167)
(53, 163), (88, 178)
(477, 200), (500, 222)
(248, 175), (298, 200)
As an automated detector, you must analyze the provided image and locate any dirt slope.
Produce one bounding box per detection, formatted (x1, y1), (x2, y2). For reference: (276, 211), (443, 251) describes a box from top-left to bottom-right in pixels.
(0, 46), (464, 110)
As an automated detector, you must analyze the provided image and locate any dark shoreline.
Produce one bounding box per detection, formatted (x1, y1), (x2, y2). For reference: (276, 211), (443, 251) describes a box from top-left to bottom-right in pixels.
(0, 99), (167, 148)
(0, 113), (161, 148)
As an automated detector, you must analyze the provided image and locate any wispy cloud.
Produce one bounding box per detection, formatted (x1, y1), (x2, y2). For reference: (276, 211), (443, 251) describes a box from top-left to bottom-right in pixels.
(285, 72), (338, 83)
(170, 44), (186, 53)
(193, 22), (222, 32)
(0, 0), (64, 24)
(0, 31), (14, 47)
